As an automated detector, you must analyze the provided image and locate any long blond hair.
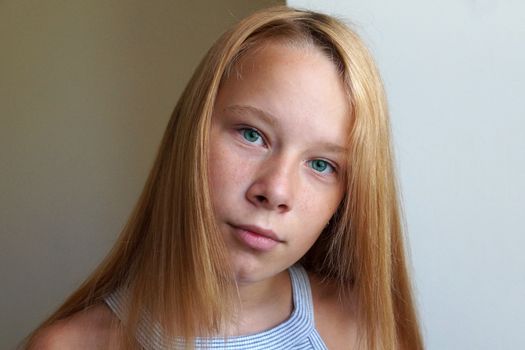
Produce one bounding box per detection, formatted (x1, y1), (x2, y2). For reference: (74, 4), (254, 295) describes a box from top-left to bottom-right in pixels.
(24, 6), (422, 349)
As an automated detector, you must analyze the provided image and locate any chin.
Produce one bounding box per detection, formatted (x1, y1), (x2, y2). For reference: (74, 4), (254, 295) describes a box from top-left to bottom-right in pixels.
(231, 252), (295, 286)
(229, 253), (271, 283)
(231, 255), (263, 282)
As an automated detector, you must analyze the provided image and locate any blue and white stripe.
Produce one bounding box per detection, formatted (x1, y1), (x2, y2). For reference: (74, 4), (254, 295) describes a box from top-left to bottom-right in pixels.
(105, 265), (328, 349)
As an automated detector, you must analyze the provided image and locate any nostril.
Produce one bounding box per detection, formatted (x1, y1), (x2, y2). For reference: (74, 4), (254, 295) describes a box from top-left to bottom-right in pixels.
(277, 204), (288, 212)
(255, 195), (266, 203)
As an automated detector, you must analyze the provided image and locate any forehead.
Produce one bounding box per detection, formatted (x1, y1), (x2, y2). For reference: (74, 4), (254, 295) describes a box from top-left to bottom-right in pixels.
(228, 37), (326, 74)
(229, 38), (341, 84)
(216, 41), (350, 137)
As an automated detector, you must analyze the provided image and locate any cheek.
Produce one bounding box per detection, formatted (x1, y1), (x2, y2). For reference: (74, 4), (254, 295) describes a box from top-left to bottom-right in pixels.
(208, 138), (255, 205)
(209, 130), (232, 181)
(210, 148), (246, 187)
(209, 154), (233, 206)
(296, 186), (343, 236)
(299, 180), (343, 213)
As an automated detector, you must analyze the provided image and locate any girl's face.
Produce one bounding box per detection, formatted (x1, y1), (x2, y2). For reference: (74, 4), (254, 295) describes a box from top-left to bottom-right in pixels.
(209, 41), (350, 284)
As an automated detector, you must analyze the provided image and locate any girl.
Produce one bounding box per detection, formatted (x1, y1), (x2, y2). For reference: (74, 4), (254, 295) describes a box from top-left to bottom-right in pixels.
(25, 6), (423, 350)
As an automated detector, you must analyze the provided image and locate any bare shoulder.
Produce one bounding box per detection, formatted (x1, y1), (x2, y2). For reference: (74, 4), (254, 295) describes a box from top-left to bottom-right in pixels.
(28, 303), (120, 350)
(308, 272), (360, 350)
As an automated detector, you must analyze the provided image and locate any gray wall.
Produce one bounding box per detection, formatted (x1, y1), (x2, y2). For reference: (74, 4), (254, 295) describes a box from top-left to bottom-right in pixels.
(289, 0), (525, 349)
(0, 1), (282, 348)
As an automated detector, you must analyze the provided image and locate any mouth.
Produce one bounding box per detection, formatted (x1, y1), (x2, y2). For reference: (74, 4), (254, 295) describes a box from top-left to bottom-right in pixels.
(228, 223), (283, 252)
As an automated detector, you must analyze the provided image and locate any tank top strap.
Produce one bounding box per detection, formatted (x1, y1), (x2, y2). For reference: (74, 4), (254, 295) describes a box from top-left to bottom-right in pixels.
(105, 287), (166, 348)
(104, 264), (325, 349)
(288, 264), (316, 323)
(289, 265), (329, 349)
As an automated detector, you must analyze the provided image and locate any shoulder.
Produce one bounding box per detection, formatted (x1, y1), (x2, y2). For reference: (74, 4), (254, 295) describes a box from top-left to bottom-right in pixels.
(28, 303), (120, 350)
(308, 272), (360, 350)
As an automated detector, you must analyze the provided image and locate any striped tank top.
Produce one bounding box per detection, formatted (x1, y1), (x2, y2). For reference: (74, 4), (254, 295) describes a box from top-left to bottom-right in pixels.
(104, 264), (328, 349)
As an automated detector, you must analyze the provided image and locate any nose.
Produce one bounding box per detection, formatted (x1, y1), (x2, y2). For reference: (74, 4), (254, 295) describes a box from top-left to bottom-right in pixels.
(245, 156), (296, 213)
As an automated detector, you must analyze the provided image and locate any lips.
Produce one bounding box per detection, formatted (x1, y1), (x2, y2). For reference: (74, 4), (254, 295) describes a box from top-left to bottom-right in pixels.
(229, 223), (283, 252)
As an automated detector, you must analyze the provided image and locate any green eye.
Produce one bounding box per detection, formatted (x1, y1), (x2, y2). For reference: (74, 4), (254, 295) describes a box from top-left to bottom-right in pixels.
(309, 159), (334, 174)
(242, 128), (262, 143)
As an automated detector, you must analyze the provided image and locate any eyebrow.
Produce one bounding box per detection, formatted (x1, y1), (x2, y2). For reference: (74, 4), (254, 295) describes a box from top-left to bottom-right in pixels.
(316, 142), (348, 154)
(224, 104), (349, 154)
(223, 105), (277, 127)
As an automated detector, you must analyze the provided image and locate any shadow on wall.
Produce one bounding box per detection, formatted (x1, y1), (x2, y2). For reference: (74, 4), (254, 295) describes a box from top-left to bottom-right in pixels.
(0, 1), (283, 349)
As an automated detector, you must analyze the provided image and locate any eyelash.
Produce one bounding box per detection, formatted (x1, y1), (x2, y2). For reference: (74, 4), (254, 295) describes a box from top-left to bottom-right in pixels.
(307, 159), (337, 175)
(238, 127), (267, 146)
(237, 127), (338, 176)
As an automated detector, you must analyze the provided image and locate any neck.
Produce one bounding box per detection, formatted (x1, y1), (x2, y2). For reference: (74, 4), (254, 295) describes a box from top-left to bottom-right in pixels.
(226, 269), (293, 336)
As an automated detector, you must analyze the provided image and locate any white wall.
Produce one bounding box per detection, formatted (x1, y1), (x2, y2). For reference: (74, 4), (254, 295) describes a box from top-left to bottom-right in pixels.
(289, 1), (525, 349)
